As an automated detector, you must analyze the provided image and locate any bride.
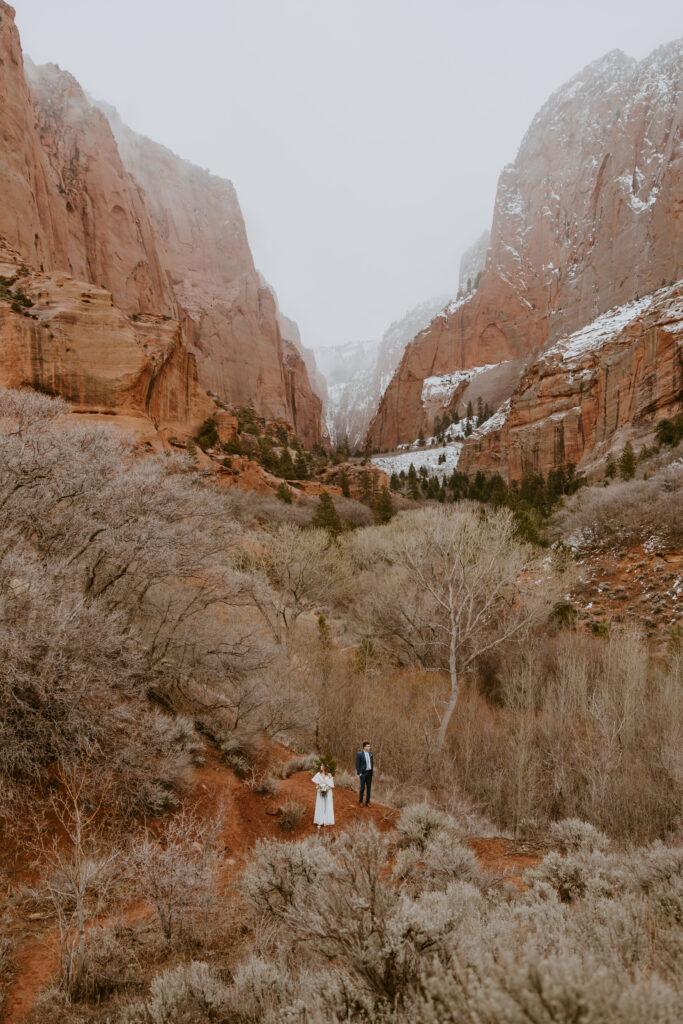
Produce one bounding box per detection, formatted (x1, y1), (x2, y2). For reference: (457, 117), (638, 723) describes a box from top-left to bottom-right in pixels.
(312, 764), (335, 828)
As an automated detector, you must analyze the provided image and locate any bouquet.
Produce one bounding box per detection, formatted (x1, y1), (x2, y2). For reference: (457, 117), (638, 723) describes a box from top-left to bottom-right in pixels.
(316, 784), (329, 797)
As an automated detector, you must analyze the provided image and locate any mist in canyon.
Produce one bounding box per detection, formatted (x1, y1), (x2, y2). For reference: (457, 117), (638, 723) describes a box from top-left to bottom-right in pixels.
(16, 0), (683, 352)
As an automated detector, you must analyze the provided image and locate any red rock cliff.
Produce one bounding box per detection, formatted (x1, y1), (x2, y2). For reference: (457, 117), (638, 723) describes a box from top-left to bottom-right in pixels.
(104, 110), (323, 445)
(0, 1), (322, 445)
(458, 284), (683, 481)
(368, 42), (683, 451)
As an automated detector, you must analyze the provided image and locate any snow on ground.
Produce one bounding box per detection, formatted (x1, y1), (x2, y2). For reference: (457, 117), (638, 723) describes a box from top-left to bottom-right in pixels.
(546, 293), (657, 365)
(371, 442), (464, 481)
(473, 399), (510, 437)
(421, 363), (500, 405)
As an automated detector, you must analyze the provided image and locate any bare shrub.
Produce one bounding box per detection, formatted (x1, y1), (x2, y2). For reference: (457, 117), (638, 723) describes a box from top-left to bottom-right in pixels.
(120, 961), (230, 1024)
(237, 523), (350, 645)
(247, 770), (278, 796)
(0, 389), (285, 824)
(30, 765), (123, 1001)
(274, 753), (318, 778)
(549, 819), (610, 853)
(334, 768), (358, 791)
(278, 799), (306, 832)
(233, 817), (683, 1023)
(222, 956), (298, 1022)
(240, 836), (335, 919)
(0, 935), (14, 1009)
(68, 922), (140, 1002)
(130, 808), (221, 945)
(394, 833), (479, 895)
(396, 803), (457, 850)
(554, 461), (682, 554)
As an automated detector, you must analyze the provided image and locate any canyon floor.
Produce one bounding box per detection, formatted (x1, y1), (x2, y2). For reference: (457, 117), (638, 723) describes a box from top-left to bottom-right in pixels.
(1, 740), (541, 1024)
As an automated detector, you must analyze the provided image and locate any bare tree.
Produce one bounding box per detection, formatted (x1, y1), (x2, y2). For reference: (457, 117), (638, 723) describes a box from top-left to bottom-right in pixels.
(32, 760), (122, 1000)
(130, 807), (222, 945)
(237, 523), (349, 644)
(347, 505), (563, 747)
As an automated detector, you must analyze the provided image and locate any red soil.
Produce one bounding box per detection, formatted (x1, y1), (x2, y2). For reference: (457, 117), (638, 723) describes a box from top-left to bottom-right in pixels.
(467, 837), (541, 890)
(2, 745), (537, 1022)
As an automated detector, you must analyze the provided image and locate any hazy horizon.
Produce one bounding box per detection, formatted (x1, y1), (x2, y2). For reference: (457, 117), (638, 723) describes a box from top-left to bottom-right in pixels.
(16, 0), (683, 353)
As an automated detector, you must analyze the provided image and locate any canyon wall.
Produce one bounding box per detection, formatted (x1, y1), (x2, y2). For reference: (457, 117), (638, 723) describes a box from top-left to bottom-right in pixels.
(321, 296), (450, 448)
(0, 1), (322, 445)
(368, 41), (683, 453)
(458, 284), (683, 481)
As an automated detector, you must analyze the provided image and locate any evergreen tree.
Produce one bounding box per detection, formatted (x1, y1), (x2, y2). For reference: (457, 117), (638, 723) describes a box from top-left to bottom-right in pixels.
(311, 491), (342, 536)
(453, 409), (460, 424)
(196, 417), (219, 452)
(373, 485), (395, 524)
(338, 466), (351, 497)
(317, 613), (332, 649)
(407, 463), (420, 500)
(278, 447), (295, 479)
(417, 427), (425, 447)
(294, 450), (309, 479)
(276, 481), (293, 503)
(359, 469), (373, 505)
(618, 441), (637, 481)
(464, 420), (473, 437)
(477, 396), (484, 424)
(466, 400), (473, 422)
(389, 472), (401, 492)
(655, 416), (683, 448)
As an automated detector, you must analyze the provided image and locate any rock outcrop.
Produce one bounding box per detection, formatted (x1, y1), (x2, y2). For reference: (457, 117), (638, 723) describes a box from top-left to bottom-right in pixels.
(368, 41), (683, 453)
(458, 283), (683, 481)
(0, 1), (323, 445)
(0, 240), (211, 439)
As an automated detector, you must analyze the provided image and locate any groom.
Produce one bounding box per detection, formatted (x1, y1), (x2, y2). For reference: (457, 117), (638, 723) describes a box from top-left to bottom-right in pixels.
(355, 741), (373, 807)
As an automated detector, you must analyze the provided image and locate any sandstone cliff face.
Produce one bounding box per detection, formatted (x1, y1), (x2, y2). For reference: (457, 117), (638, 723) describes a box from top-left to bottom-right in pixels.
(458, 284), (683, 481)
(104, 113), (323, 445)
(368, 41), (683, 452)
(0, 1), (64, 272)
(0, 240), (211, 437)
(25, 61), (175, 318)
(0, 1), (322, 445)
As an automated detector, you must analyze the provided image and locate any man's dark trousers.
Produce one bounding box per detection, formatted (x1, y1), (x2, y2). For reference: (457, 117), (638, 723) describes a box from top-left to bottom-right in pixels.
(359, 771), (372, 806)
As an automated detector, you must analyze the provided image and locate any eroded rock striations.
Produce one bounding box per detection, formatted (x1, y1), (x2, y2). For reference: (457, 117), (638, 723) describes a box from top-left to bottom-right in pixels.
(0, 2), (322, 445)
(368, 41), (683, 461)
(459, 285), (683, 481)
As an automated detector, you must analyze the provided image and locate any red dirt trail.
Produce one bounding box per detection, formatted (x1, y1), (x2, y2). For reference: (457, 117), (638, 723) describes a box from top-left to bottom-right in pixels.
(2, 746), (539, 1023)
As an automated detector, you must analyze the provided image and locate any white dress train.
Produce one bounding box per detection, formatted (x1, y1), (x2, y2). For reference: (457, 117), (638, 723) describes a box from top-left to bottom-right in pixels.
(312, 772), (335, 826)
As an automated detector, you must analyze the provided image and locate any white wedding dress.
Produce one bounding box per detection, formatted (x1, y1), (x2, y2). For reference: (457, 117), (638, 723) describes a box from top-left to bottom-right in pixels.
(312, 771), (335, 826)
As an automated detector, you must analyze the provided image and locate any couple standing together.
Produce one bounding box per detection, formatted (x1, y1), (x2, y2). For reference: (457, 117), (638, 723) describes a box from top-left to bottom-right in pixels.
(312, 742), (374, 828)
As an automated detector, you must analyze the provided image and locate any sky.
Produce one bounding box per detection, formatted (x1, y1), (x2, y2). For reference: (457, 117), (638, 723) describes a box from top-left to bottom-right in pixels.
(16, 0), (682, 352)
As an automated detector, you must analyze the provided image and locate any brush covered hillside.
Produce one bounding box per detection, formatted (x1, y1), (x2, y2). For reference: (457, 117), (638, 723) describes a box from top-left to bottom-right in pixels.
(368, 40), (682, 480)
(0, 386), (682, 1024)
(0, 1), (323, 448)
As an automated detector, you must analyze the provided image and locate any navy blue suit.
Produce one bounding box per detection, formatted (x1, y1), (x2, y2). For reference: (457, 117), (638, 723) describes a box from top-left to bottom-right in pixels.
(356, 749), (373, 805)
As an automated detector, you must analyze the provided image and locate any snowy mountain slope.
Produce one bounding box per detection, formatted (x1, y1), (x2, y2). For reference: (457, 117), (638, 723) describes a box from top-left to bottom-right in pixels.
(318, 296), (451, 447)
